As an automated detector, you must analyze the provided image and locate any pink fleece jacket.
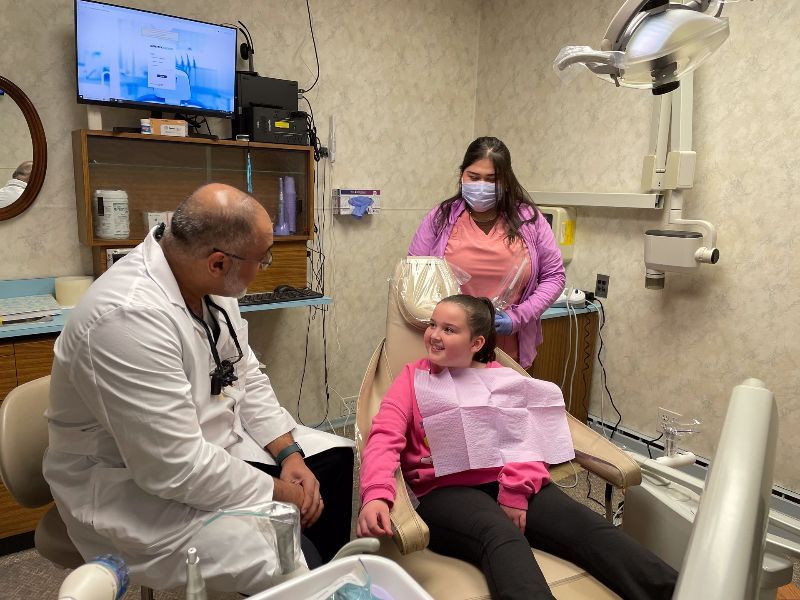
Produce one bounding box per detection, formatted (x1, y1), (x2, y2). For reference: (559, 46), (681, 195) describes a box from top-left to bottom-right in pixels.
(360, 358), (550, 511)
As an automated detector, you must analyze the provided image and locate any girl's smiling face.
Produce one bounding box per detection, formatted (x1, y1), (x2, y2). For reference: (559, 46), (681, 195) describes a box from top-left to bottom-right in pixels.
(424, 301), (485, 369)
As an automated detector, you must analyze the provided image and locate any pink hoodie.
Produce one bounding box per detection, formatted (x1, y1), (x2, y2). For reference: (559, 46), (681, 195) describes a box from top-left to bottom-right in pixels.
(360, 358), (550, 511)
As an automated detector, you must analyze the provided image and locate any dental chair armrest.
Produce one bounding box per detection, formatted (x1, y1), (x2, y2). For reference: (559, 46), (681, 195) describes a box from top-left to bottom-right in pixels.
(389, 469), (430, 555)
(567, 415), (642, 489)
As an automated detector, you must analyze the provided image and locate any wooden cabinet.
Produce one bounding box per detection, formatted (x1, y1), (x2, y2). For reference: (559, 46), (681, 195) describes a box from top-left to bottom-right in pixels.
(0, 344), (16, 401)
(0, 335), (56, 541)
(72, 130), (315, 291)
(529, 311), (599, 424)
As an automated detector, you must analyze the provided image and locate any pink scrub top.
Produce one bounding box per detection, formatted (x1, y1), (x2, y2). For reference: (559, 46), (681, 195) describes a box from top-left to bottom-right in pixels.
(444, 211), (531, 361)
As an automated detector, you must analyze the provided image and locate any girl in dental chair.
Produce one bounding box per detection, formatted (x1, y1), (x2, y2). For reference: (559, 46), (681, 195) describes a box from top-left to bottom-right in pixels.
(358, 294), (677, 600)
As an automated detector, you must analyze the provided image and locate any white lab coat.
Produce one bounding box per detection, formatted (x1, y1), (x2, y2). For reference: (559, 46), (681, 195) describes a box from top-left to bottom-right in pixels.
(43, 230), (351, 593)
(0, 178), (26, 208)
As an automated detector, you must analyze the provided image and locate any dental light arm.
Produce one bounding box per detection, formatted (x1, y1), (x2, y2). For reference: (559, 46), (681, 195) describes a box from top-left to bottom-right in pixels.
(553, 47), (624, 80)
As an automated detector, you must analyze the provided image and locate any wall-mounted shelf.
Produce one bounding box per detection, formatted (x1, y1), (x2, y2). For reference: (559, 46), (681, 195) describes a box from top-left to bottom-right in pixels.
(0, 279), (332, 339)
(72, 130), (316, 292)
(239, 296), (332, 313)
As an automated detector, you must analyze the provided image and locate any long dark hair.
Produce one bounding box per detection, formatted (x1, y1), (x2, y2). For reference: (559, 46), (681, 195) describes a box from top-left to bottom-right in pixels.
(434, 137), (538, 242)
(440, 294), (497, 364)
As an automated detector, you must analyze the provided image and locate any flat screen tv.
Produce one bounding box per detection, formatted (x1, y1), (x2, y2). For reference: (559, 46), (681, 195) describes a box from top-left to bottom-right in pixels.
(75, 0), (237, 117)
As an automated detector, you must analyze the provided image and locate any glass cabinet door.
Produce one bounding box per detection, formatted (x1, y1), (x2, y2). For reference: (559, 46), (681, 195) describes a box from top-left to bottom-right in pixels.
(247, 146), (310, 238)
(81, 134), (312, 243)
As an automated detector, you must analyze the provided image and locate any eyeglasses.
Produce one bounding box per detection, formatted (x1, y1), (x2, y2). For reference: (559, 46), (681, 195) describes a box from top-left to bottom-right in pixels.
(212, 247), (273, 270)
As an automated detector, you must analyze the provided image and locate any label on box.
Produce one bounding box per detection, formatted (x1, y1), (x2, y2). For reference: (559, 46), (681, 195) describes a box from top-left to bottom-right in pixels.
(158, 124), (187, 136)
(150, 119), (188, 137)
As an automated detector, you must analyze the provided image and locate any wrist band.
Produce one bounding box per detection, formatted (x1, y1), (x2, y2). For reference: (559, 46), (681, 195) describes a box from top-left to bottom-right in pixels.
(276, 442), (304, 465)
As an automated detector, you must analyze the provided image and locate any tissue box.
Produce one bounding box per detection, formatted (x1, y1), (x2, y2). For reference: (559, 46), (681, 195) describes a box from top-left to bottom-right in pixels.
(150, 118), (188, 137)
(332, 189), (381, 216)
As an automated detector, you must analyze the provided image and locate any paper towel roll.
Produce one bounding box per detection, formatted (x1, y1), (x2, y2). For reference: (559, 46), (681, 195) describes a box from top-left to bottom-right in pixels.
(55, 276), (94, 308)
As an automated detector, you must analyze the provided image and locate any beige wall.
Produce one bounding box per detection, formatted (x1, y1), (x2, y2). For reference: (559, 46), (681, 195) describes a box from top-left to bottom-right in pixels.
(0, 1), (479, 428)
(475, 0), (800, 491)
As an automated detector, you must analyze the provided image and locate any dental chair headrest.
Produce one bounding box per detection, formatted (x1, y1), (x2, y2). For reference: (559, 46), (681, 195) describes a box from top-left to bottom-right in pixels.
(391, 257), (462, 330)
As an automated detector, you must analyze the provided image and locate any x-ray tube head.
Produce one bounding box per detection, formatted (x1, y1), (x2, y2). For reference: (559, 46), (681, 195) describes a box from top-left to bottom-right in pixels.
(644, 229), (719, 289)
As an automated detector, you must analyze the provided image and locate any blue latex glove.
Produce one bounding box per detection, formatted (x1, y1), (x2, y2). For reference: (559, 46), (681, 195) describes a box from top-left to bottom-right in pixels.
(348, 196), (374, 219)
(494, 310), (513, 335)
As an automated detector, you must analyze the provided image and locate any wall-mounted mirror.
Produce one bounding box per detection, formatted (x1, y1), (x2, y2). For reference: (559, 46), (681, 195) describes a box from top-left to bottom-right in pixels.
(0, 76), (47, 221)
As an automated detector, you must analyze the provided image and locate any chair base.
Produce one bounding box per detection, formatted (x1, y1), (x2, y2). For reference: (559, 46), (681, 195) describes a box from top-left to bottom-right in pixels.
(34, 507), (83, 570)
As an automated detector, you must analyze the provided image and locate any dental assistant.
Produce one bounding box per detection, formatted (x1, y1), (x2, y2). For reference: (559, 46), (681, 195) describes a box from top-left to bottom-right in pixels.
(44, 184), (354, 594)
(409, 137), (565, 368)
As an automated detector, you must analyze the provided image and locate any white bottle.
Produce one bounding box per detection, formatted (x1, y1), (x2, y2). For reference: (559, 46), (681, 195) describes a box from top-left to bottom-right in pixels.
(93, 190), (130, 240)
(58, 554), (129, 600)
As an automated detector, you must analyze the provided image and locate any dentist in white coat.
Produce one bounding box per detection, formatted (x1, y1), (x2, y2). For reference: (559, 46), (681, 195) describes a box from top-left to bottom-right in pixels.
(44, 184), (353, 594)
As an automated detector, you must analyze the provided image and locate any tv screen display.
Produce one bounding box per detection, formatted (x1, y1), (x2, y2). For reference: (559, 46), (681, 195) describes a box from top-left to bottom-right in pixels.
(75, 0), (236, 117)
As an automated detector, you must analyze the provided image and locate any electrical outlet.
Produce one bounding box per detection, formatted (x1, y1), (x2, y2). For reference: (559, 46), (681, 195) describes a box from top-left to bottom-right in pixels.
(595, 274), (610, 298)
(658, 407), (682, 428)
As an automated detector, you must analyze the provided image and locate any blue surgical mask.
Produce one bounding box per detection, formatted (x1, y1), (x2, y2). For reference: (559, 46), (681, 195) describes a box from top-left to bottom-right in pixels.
(461, 181), (497, 212)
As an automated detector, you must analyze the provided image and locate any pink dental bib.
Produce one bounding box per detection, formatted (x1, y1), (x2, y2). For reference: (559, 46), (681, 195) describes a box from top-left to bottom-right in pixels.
(414, 366), (575, 477)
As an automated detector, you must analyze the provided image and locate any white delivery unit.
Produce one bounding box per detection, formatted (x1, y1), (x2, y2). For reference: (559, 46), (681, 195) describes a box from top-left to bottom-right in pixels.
(248, 555), (433, 600)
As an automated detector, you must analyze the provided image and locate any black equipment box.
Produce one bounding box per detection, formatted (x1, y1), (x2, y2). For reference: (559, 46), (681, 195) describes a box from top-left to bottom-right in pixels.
(233, 73), (308, 144)
(235, 72), (298, 112)
(243, 107), (310, 145)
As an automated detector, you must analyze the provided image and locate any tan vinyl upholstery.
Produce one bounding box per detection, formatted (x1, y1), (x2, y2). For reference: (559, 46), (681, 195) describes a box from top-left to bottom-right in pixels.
(0, 376), (157, 600)
(0, 376), (84, 569)
(355, 257), (640, 599)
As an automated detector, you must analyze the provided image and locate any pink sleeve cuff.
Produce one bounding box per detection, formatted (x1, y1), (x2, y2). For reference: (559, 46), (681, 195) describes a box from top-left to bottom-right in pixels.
(497, 487), (530, 511)
(361, 485), (395, 509)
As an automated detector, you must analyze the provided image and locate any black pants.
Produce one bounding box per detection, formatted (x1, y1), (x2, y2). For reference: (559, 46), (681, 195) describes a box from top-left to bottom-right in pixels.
(248, 446), (354, 565)
(416, 481), (677, 600)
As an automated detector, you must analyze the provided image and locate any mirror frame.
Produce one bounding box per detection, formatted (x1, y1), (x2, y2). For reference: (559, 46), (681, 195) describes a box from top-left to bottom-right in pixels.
(0, 75), (47, 221)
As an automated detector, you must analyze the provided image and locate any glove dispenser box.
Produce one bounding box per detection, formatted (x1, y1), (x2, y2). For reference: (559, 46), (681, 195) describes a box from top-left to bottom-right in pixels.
(332, 189), (381, 219)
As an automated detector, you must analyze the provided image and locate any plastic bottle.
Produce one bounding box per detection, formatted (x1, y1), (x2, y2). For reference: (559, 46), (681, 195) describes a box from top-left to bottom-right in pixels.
(283, 176), (297, 234)
(93, 189), (130, 240)
(274, 177), (290, 236)
(58, 554), (129, 600)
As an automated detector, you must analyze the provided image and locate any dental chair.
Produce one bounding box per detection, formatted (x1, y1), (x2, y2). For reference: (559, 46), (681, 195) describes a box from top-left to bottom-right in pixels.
(0, 376), (155, 600)
(355, 257), (643, 599)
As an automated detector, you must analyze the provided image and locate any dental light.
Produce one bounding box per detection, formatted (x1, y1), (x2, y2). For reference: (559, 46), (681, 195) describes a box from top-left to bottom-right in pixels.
(546, 0), (731, 288)
(554, 0), (730, 95)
